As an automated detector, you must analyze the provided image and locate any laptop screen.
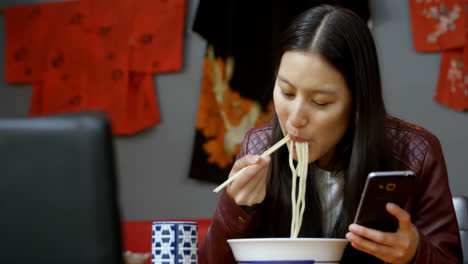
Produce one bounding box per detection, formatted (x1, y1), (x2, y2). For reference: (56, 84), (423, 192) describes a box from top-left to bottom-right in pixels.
(0, 112), (123, 264)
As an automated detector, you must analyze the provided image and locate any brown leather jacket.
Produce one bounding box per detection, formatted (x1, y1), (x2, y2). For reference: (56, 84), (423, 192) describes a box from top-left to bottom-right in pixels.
(199, 117), (463, 263)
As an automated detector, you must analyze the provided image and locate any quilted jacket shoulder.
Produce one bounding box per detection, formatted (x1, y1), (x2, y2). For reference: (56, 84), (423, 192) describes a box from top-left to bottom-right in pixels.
(237, 122), (273, 158)
(384, 116), (439, 176)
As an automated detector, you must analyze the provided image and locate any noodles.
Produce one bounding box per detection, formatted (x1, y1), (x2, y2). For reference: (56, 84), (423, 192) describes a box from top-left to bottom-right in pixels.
(289, 141), (309, 238)
(213, 134), (310, 238)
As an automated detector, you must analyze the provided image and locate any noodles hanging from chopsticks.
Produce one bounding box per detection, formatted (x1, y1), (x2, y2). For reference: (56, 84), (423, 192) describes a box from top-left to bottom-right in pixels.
(289, 141), (309, 238)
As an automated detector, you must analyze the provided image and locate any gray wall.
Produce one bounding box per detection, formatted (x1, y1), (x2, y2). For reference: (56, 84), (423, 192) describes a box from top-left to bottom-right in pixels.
(370, 1), (468, 198)
(0, 0), (466, 221)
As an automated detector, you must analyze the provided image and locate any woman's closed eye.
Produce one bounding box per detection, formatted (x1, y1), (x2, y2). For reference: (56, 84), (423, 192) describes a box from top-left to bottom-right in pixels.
(281, 90), (295, 98)
(280, 90), (331, 107)
(313, 101), (329, 107)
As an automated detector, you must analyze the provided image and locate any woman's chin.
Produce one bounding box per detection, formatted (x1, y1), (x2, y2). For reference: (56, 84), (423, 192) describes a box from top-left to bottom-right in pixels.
(290, 154), (317, 164)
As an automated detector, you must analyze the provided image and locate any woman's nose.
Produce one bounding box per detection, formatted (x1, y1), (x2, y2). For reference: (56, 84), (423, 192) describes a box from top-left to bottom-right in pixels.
(288, 102), (308, 129)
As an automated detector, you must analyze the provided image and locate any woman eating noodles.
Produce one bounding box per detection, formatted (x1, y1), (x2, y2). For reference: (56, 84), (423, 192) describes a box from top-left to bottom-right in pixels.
(199, 5), (462, 263)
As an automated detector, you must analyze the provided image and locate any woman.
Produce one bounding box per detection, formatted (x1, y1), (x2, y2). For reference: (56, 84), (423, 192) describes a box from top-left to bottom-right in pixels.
(199, 5), (462, 263)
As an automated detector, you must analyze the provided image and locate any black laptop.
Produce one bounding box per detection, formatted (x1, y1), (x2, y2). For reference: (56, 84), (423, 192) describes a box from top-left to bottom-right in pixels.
(0, 112), (123, 264)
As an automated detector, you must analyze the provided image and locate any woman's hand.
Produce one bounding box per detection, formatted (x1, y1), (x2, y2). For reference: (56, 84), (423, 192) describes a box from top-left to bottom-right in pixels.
(346, 203), (419, 264)
(226, 154), (271, 207)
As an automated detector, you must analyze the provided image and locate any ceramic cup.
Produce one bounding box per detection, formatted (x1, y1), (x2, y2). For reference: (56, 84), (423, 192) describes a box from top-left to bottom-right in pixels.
(152, 221), (198, 264)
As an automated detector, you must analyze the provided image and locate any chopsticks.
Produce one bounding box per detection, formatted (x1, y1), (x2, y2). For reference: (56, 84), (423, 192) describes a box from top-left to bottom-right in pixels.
(213, 135), (290, 193)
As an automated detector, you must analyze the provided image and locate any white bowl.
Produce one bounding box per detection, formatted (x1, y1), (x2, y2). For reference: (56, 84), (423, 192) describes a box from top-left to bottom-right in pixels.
(227, 238), (348, 263)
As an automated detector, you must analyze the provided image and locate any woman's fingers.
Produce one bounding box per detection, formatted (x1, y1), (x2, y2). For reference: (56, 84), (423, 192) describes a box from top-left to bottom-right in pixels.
(345, 231), (395, 261)
(234, 161), (270, 206)
(386, 202), (412, 231)
(385, 203), (419, 262)
(229, 155), (270, 188)
(230, 154), (260, 174)
(227, 155), (262, 192)
(227, 155), (271, 206)
(346, 204), (419, 263)
(347, 203), (412, 246)
(348, 224), (392, 245)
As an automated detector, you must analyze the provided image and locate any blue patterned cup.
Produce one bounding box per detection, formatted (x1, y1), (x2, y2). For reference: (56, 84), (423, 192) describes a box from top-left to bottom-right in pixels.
(152, 221), (198, 264)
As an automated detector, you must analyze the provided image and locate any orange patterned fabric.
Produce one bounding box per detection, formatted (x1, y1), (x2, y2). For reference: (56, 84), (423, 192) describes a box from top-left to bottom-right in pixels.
(3, 0), (185, 135)
(194, 49), (273, 169)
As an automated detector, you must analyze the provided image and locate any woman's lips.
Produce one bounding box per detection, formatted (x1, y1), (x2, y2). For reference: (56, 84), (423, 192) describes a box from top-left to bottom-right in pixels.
(289, 135), (310, 143)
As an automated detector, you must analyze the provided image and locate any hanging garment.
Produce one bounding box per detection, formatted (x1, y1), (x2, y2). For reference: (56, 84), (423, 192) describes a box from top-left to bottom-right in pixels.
(125, 72), (162, 133)
(5, 1), (95, 116)
(3, 1), (69, 83)
(131, 0), (186, 74)
(435, 49), (468, 110)
(433, 0), (468, 110)
(4, 0), (186, 135)
(409, 0), (465, 52)
(188, 0), (370, 183)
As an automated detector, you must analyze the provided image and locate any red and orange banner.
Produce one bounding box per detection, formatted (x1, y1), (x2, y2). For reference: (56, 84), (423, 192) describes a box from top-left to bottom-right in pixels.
(4, 0), (186, 135)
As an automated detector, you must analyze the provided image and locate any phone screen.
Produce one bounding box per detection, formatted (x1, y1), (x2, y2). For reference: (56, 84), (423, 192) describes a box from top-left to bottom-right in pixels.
(353, 171), (415, 232)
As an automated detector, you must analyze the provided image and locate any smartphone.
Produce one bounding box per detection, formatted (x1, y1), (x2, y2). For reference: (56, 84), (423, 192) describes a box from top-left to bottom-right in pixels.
(353, 171), (415, 232)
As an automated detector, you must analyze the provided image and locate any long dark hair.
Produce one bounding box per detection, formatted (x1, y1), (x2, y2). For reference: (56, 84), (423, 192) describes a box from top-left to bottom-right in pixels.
(261, 5), (395, 238)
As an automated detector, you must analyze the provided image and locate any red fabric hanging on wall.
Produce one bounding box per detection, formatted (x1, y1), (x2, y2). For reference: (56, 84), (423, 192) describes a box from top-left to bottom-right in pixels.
(435, 48), (468, 110)
(409, 0), (468, 111)
(3, 1), (67, 83)
(409, 0), (465, 52)
(37, 1), (93, 115)
(3, 0), (186, 135)
(434, 0), (468, 110)
(126, 72), (161, 133)
(131, 0), (186, 74)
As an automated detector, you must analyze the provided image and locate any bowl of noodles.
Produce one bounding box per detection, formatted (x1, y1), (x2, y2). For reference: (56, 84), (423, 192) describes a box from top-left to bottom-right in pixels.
(227, 238), (348, 263)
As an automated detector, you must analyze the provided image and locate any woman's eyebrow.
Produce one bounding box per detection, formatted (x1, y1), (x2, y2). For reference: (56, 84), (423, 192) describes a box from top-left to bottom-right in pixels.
(278, 75), (337, 95)
(277, 75), (295, 87)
